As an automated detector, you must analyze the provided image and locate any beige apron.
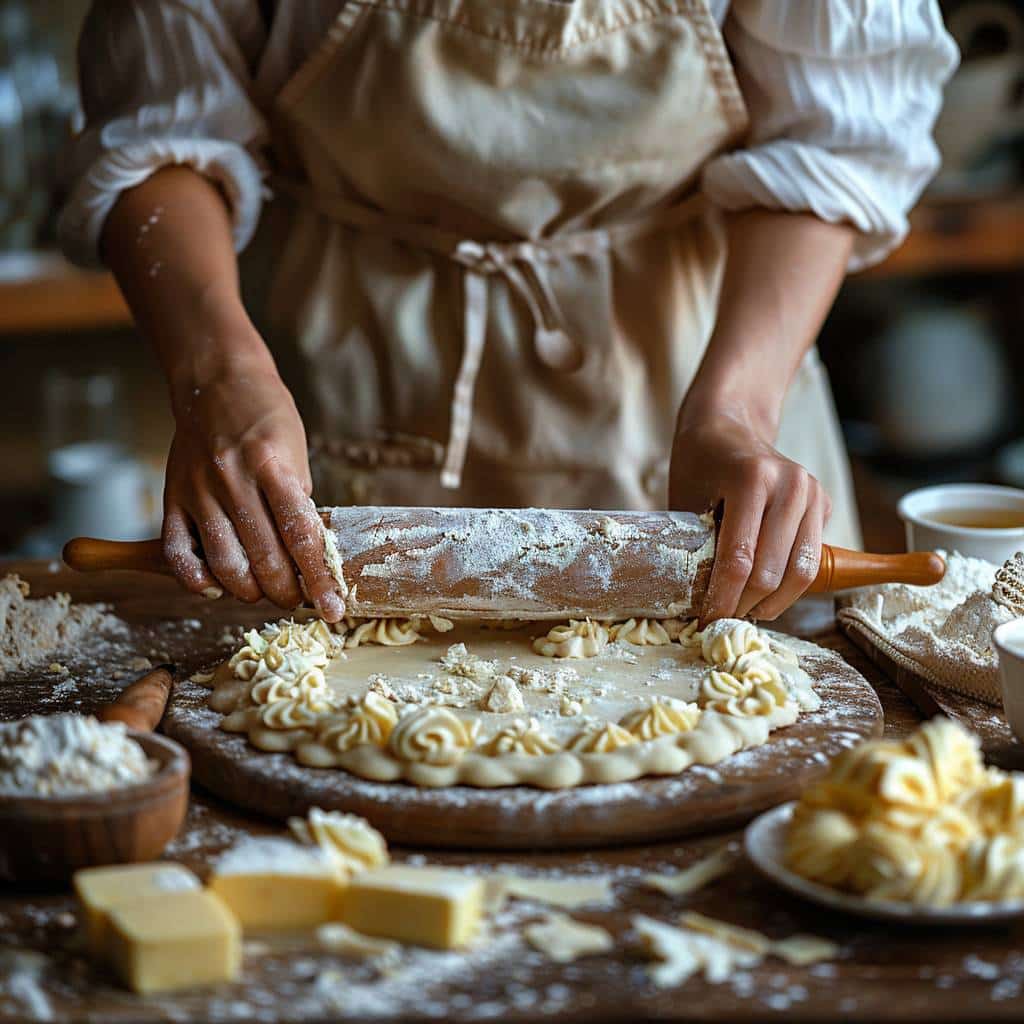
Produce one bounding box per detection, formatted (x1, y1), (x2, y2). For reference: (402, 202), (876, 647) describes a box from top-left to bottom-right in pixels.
(265, 0), (862, 548)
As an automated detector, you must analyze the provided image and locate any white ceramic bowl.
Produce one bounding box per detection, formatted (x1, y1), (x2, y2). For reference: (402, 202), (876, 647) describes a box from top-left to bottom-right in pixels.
(897, 483), (1024, 563)
(994, 619), (1024, 745)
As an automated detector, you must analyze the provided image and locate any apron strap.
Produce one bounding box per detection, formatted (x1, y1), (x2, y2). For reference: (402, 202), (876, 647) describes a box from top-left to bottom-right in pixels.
(271, 177), (707, 489)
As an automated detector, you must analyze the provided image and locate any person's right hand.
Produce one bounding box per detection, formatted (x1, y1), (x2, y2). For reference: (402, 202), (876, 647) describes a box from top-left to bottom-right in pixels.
(161, 353), (345, 621)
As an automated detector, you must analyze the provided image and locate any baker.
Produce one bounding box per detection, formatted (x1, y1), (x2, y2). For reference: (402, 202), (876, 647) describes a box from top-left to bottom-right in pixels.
(60, 0), (956, 626)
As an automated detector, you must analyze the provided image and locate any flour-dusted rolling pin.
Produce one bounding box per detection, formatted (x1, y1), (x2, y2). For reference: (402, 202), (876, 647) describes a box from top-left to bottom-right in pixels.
(96, 664), (176, 733)
(64, 507), (945, 621)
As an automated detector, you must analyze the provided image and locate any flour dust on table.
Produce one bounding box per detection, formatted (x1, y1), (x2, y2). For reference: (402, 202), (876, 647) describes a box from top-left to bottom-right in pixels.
(201, 613), (822, 789)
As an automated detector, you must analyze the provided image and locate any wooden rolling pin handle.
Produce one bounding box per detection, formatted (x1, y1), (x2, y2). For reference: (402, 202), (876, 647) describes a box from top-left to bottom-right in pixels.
(63, 537), (168, 575)
(809, 546), (946, 593)
(96, 664), (175, 734)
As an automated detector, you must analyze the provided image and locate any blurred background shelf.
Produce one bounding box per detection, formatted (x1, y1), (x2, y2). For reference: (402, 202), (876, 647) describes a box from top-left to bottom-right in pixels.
(0, 251), (131, 333)
(865, 192), (1024, 279)
(1, 190), (1021, 336)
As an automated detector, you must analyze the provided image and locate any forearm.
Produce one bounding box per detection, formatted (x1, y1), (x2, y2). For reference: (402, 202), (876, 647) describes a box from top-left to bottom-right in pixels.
(679, 209), (854, 439)
(100, 166), (275, 411)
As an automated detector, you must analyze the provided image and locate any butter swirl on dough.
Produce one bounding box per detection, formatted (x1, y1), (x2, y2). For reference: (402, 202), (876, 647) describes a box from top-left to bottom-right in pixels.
(533, 619), (609, 659)
(786, 717), (1024, 907)
(211, 614), (825, 790)
(387, 706), (480, 766)
(567, 721), (638, 754)
(344, 617), (422, 649)
(699, 618), (769, 670)
(482, 717), (561, 757)
(619, 698), (701, 740)
(308, 691), (399, 754)
(608, 618), (672, 646)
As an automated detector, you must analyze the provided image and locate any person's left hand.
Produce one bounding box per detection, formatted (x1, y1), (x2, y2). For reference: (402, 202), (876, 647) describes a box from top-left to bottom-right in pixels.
(669, 405), (832, 625)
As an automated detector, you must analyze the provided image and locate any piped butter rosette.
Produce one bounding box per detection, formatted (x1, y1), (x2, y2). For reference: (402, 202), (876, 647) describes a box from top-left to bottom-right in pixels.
(344, 617), (421, 648)
(533, 619), (609, 659)
(699, 618), (769, 670)
(288, 807), (389, 874)
(230, 619), (338, 689)
(567, 721), (638, 754)
(699, 670), (788, 719)
(619, 697), (701, 740)
(608, 618), (673, 646)
(312, 691), (399, 753)
(481, 717), (561, 757)
(387, 706), (480, 766)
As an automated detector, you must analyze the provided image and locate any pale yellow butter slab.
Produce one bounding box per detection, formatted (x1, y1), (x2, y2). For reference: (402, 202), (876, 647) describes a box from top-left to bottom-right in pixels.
(73, 862), (201, 961)
(339, 865), (484, 949)
(107, 889), (241, 995)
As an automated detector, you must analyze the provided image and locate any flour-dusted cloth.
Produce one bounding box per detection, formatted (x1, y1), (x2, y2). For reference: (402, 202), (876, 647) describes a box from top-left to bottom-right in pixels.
(58, 1), (957, 271)
(837, 552), (1015, 707)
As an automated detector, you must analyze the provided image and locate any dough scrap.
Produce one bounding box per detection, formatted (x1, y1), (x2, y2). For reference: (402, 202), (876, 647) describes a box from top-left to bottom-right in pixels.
(524, 913), (614, 962)
(635, 913), (838, 987)
(317, 922), (400, 961)
(501, 875), (614, 909)
(641, 845), (738, 897)
(634, 915), (759, 988)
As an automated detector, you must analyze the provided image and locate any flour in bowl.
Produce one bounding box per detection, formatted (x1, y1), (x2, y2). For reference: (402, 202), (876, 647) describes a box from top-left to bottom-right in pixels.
(0, 713), (155, 796)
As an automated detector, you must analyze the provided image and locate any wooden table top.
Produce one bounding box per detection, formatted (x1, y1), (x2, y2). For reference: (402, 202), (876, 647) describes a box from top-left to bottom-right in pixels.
(2, 560), (1023, 1024)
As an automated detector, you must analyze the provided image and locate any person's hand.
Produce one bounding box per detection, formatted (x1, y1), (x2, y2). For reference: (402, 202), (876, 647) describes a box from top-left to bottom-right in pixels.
(161, 352), (345, 621)
(669, 405), (831, 625)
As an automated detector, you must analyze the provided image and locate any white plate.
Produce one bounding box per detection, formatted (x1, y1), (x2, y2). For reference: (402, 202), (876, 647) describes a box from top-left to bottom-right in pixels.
(744, 803), (1024, 925)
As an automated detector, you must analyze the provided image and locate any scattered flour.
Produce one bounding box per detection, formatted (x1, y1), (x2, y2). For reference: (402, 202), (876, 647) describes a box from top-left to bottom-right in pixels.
(0, 576), (125, 680)
(0, 714), (155, 796)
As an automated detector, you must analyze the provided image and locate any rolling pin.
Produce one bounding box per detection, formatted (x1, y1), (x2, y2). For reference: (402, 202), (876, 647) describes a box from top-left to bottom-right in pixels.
(64, 507), (945, 621)
(96, 664), (176, 733)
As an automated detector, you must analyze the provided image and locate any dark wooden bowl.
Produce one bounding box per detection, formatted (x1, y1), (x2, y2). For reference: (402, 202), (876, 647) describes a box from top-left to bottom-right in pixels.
(0, 732), (190, 884)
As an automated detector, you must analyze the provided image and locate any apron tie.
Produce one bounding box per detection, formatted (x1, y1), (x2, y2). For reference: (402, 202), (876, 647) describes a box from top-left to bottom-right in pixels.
(444, 239), (582, 488)
(271, 176), (708, 492)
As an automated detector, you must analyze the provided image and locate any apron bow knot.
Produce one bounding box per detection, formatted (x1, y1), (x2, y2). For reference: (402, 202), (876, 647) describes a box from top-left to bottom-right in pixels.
(442, 237), (582, 488)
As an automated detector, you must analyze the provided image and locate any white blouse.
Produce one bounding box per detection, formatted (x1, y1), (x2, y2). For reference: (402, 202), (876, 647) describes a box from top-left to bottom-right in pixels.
(58, 0), (958, 272)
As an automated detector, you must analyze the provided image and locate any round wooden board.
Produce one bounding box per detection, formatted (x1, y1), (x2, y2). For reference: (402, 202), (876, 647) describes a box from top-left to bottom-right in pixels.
(163, 641), (882, 850)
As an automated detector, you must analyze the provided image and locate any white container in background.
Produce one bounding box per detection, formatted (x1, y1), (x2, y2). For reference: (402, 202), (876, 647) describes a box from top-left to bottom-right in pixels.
(994, 619), (1024, 745)
(48, 441), (161, 542)
(897, 484), (1024, 564)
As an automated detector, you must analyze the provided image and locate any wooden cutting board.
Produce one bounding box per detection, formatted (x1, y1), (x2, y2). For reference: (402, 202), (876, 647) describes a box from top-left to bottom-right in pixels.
(162, 641), (883, 850)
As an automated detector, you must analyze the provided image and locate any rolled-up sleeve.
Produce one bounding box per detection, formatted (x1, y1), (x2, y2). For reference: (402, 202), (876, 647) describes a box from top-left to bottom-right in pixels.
(704, 1), (959, 271)
(59, 0), (268, 267)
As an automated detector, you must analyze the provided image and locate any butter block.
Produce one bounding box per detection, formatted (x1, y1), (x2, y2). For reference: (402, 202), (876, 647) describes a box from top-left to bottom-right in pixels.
(73, 862), (201, 960)
(208, 837), (345, 931)
(339, 865), (484, 949)
(108, 889), (240, 994)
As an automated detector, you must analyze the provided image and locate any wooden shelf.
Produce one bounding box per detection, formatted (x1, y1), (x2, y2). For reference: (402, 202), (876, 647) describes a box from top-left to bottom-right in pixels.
(0, 251), (132, 334)
(865, 191), (1024, 279)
